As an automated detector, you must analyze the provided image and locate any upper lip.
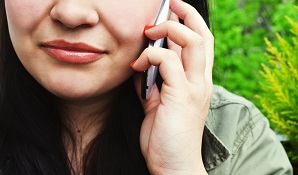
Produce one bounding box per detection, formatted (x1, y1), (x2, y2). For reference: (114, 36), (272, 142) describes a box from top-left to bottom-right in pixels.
(41, 40), (104, 53)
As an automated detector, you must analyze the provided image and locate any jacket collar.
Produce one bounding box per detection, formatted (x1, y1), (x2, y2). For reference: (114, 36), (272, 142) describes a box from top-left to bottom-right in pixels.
(203, 124), (230, 171)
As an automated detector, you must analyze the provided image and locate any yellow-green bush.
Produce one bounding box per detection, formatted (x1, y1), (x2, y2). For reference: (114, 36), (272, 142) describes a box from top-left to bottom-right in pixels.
(212, 0), (297, 108)
(257, 6), (298, 163)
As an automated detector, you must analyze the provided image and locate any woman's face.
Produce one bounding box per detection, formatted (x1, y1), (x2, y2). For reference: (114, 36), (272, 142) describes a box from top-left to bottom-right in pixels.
(5, 0), (161, 100)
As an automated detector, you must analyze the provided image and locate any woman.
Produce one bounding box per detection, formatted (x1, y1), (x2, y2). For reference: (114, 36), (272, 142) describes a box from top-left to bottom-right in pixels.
(0, 0), (293, 174)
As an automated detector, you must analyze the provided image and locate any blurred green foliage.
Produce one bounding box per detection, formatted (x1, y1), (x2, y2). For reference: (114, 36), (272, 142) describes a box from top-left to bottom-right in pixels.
(211, 0), (297, 108)
(257, 7), (298, 163)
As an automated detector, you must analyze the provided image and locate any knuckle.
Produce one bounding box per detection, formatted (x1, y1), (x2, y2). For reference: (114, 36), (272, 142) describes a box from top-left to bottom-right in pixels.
(186, 85), (211, 105)
(185, 3), (199, 17)
(166, 20), (176, 27)
(142, 47), (152, 56)
(183, 86), (200, 104)
(186, 92), (200, 105)
(189, 34), (204, 47)
(164, 50), (181, 68)
(145, 47), (160, 58)
(142, 48), (153, 62)
(191, 30), (213, 48)
(165, 21), (177, 34)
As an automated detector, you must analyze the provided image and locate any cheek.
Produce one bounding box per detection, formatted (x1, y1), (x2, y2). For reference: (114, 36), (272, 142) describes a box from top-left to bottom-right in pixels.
(5, 0), (51, 38)
(99, 0), (161, 47)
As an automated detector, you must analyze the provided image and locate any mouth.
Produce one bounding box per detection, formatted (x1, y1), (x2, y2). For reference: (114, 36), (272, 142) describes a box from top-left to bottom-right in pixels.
(41, 40), (106, 64)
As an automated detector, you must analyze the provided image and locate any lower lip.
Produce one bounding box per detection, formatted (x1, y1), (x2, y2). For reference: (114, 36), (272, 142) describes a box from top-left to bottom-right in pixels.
(43, 47), (103, 64)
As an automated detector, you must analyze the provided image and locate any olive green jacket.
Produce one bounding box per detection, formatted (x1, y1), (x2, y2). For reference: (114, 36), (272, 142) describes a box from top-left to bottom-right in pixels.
(205, 85), (293, 174)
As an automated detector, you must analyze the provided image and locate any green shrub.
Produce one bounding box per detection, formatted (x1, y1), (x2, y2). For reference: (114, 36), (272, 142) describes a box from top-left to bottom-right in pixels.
(212, 0), (297, 108)
(257, 6), (298, 163)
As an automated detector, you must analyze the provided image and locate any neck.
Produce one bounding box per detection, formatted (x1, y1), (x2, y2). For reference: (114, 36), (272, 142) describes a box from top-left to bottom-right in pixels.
(59, 91), (117, 173)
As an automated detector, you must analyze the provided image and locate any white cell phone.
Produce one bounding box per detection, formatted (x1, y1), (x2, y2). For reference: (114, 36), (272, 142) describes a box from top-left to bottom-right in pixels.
(141, 0), (170, 100)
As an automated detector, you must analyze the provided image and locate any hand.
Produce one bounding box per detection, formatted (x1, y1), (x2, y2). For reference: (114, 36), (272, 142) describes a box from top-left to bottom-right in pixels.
(131, 0), (214, 174)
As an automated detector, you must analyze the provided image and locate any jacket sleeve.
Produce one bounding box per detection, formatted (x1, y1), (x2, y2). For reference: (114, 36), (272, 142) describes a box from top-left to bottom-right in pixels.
(229, 108), (293, 175)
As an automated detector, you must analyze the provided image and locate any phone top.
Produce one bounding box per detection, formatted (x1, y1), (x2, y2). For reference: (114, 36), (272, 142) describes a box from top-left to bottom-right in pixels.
(154, 0), (170, 25)
(148, 0), (170, 48)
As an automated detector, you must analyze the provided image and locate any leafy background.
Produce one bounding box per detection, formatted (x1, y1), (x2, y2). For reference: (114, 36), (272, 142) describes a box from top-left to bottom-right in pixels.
(211, 0), (298, 169)
(211, 0), (297, 108)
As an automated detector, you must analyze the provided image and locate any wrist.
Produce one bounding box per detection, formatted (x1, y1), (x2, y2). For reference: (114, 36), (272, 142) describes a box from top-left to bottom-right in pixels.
(152, 169), (208, 175)
(150, 159), (208, 175)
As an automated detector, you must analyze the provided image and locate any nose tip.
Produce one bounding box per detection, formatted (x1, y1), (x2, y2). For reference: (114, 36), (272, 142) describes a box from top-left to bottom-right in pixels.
(50, 2), (99, 28)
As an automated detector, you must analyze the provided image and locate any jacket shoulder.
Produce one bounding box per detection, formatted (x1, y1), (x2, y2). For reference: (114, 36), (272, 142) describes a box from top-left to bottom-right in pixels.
(205, 85), (293, 174)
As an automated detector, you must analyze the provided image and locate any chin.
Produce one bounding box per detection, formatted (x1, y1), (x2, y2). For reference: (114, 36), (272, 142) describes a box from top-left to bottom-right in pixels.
(45, 81), (120, 103)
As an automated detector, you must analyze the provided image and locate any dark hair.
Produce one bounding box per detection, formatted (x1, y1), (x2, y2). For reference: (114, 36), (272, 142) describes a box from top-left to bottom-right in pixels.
(0, 1), (210, 174)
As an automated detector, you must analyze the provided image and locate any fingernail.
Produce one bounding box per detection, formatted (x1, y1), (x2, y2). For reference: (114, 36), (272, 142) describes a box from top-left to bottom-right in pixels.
(130, 60), (137, 67)
(144, 25), (156, 31)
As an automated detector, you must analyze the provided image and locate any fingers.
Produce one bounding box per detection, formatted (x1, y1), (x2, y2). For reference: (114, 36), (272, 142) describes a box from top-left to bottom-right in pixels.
(171, 0), (209, 36)
(132, 47), (187, 89)
(142, 0), (214, 84)
(171, 0), (214, 81)
(132, 0), (214, 105)
(144, 21), (206, 84)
